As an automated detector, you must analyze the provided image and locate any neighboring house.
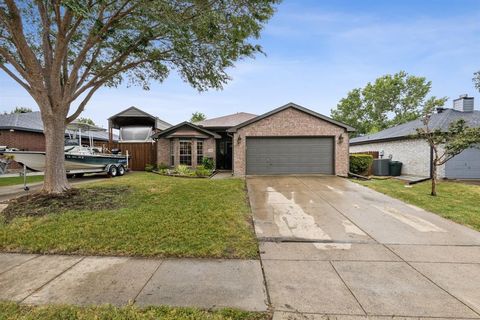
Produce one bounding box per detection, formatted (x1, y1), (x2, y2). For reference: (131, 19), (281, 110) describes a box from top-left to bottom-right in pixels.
(152, 102), (355, 176)
(0, 111), (113, 151)
(108, 106), (172, 171)
(350, 95), (480, 179)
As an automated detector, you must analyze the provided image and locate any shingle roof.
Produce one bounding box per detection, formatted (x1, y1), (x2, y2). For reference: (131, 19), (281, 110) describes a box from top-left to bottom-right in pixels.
(0, 111), (117, 141)
(108, 106), (172, 130)
(350, 109), (480, 145)
(227, 102), (356, 132)
(152, 121), (220, 139)
(195, 112), (257, 128)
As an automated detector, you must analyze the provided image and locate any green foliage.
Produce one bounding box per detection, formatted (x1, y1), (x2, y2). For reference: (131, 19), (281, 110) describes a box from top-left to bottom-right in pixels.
(158, 162), (169, 170)
(76, 117), (96, 126)
(202, 157), (215, 170)
(7, 107), (32, 114)
(349, 154), (373, 175)
(144, 164), (157, 172)
(354, 179), (480, 232)
(416, 100), (480, 166)
(195, 165), (212, 177)
(0, 173), (259, 258)
(331, 71), (444, 137)
(190, 112), (207, 123)
(0, 302), (269, 320)
(474, 71), (480, 92)
(175, 164), (194, 176)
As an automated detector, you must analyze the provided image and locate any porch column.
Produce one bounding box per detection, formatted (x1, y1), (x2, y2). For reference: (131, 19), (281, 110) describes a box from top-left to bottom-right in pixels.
(192, 139), (197, 167)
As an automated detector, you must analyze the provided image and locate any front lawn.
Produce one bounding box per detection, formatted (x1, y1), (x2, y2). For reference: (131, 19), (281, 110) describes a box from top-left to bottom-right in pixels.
(0, 172), (258, 258)
(0, 175), (44, 187)
(0, 302), (269, 320)
(354, 178), (480, 231)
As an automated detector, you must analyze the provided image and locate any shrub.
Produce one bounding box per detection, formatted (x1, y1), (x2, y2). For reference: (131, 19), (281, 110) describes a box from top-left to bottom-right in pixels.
(349, 154), (373, 175)
(202, 157), (215, 170)
(195, 165), (212, 177)
(158, 162), (169, 170)
(145, 163), (157, 172)
(175, 164), (194, 176)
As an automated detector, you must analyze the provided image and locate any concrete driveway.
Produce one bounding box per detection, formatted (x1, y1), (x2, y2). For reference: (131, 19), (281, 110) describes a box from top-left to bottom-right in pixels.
(247, 176), (480, 319)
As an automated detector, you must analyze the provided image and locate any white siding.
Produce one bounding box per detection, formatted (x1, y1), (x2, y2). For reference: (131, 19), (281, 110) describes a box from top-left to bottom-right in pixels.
(350, 139), (446, 178)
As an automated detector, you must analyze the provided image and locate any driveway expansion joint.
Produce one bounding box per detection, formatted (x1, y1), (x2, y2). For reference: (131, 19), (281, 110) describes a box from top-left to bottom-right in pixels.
(329, 261), (367, 316)
(381, 243), (480, 318)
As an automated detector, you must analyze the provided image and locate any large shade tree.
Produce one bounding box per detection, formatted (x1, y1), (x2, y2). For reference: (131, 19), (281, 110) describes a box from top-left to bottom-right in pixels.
(331, 71), (442, 137)
(0, 0), (277, 193)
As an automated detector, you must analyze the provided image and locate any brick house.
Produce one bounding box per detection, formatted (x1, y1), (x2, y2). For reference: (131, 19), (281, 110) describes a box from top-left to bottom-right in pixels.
(152, 102), (354, 176)
(350, 95), (480, 179)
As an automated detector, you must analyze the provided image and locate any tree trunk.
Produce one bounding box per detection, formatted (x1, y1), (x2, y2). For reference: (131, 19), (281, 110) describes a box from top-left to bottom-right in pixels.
(42, 116), (70, 194)
(431, 164), (437, 196)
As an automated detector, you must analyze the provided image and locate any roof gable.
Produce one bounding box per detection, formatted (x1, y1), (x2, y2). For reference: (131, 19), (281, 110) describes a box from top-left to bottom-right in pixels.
(227, 102), (356, 132)
(108, 106), (171, 130)
(152, 122), (220, 139)
(108, 106), (155, 119)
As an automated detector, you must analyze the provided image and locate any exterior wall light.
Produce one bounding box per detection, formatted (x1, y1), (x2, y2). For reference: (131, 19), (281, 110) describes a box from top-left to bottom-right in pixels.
(338, 134), (344, 144)
(237, 135), (242, 144)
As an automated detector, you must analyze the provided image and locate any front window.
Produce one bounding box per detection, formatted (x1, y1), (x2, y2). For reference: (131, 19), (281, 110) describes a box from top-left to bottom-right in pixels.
(179, 140), (192, 165)
(197, 140), (204, 165)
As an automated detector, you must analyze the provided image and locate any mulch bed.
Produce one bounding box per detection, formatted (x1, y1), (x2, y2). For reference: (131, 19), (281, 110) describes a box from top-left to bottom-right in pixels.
(1, 186), (130, 223)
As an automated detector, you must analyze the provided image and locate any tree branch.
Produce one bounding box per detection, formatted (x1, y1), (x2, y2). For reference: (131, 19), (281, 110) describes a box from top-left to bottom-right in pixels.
(0, 63), (31, 92)
(66, 83), (103, 123)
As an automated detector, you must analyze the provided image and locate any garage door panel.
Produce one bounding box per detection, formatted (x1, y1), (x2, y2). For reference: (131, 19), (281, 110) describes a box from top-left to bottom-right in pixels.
(246, 137), (334, 175)
(445, 147), (480, 179)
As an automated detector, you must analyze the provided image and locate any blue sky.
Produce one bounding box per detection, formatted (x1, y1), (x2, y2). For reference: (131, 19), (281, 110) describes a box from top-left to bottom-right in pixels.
(1, 0), (480, 127)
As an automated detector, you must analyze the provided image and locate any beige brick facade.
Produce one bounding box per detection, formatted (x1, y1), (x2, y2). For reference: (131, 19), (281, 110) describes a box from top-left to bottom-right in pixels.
(232, 107), (349, 176)
(157, 137), (216, 168)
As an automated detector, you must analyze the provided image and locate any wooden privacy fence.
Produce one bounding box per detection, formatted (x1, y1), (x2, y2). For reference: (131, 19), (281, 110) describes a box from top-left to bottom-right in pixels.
(106, 142), (157, 171)
(350, 151), (379, 176)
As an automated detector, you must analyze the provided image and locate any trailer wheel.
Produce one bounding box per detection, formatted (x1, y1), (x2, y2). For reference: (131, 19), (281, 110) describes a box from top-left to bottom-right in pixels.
(117, 165), (125, 176)
(108, 165), (118, 177)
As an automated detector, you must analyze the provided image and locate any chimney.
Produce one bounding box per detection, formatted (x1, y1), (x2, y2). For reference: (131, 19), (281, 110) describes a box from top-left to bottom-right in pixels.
(453, 94), (474, 112)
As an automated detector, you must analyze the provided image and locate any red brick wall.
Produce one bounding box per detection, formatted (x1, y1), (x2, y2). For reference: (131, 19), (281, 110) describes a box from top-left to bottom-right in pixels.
(233, 107), (350, 176)
(0, 130), (46, 151)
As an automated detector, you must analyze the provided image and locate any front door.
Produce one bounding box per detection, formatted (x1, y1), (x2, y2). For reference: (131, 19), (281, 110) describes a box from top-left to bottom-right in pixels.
(216, 137), (233, 170)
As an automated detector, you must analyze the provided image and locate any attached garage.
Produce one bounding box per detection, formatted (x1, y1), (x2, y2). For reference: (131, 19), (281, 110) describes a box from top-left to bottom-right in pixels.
(246, 137), (334, 175)
(227, 103), (355, 176)
(445, 147), (480, 179)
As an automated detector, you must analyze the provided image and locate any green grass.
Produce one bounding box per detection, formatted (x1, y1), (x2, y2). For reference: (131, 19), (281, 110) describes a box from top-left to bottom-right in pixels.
(0, 175), (43, 187)
(0, 302), (269, 320)
(354, 178), (480, 231)
(0, 172), (258, 258)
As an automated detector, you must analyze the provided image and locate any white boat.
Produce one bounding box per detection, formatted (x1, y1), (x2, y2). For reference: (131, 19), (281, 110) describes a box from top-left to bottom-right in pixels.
(1, 122), (129, 177)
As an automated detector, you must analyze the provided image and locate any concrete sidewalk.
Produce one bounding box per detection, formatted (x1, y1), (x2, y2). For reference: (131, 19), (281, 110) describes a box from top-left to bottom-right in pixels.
(0, 253), (268, 311)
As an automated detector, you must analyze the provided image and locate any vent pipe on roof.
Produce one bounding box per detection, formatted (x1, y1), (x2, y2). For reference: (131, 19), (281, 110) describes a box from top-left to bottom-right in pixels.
(453, 94), (474, 112)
